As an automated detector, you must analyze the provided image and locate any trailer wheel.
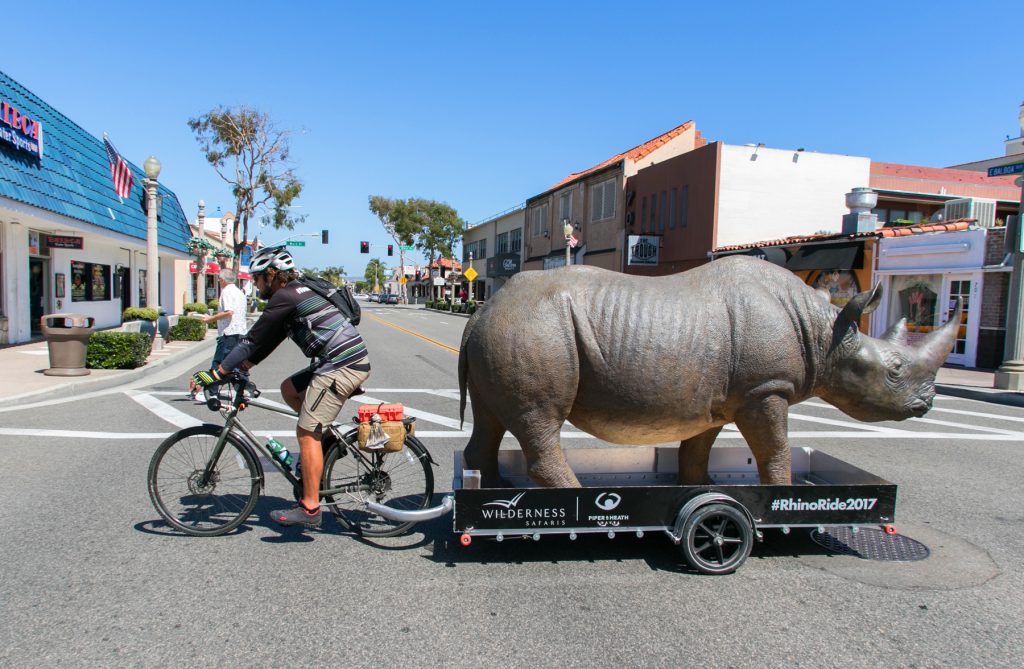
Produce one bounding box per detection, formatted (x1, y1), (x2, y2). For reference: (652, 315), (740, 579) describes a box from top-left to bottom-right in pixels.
(679, 503), (753, 575)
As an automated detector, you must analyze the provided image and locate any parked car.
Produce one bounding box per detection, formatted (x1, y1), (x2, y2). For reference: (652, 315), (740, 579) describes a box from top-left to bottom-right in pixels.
(383, 293), (399, 305)
(368, 293), (379, 303)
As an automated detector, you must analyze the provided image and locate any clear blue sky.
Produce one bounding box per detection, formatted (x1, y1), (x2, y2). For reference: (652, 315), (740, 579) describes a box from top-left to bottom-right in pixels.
(5, 1), (1018, 275)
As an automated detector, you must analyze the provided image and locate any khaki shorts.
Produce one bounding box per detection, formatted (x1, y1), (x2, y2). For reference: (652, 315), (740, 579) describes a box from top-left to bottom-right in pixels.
(297, 366), (370, 433)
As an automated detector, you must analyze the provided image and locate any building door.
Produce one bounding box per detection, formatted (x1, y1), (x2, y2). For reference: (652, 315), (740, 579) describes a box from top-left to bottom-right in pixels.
(941, 273), (978, 367)
(29, 258), (49, 335)
(118, 266), (131, 314)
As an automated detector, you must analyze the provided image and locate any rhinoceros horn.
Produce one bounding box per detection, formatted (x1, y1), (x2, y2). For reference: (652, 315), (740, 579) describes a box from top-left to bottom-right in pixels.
(882, 317), (909, 345)
(918, 299), (963, 369)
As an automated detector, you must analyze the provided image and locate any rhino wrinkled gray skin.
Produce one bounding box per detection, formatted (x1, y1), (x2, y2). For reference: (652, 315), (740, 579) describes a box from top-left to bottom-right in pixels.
(458, 256), (960, 488)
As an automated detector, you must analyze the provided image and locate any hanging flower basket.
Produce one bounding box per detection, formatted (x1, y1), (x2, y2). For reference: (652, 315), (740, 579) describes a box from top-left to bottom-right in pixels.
(214, 247), (235, 259)
(186, 236), (217, 256)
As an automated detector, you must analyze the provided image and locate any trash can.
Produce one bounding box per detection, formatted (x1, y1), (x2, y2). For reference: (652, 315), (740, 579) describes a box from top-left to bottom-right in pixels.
(40, 313), (95, 376)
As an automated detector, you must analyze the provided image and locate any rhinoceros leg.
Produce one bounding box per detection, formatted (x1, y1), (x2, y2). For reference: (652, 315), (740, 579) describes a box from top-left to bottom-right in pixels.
(512, 421), (581, 488)
(463, 393), (509, 488)
(678, 426), (723, 485)
(733, 395), (792, 485)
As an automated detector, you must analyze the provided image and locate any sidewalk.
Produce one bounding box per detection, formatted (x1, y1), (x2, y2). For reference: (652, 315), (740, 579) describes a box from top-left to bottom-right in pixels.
(934, 366), (1024, 408)
(0, 330), (216, 408)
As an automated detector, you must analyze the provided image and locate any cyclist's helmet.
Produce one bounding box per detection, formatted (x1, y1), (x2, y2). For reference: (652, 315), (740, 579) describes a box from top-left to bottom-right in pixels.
(248, 246), (296, 274)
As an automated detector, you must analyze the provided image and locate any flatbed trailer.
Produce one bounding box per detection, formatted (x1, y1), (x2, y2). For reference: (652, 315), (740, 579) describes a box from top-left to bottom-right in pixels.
(368, 446), (897, 575)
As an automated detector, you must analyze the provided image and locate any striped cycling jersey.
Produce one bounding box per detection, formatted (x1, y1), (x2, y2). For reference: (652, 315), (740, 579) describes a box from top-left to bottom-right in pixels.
(219, 280), (368, 374)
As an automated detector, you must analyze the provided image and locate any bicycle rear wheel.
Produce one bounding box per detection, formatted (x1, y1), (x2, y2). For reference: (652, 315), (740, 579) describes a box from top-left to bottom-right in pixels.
(322, 431), (433, 537)
(148, 425), (261, 537)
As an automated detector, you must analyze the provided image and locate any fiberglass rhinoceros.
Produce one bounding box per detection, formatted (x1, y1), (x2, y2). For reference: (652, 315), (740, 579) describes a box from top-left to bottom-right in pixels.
(458, 256), (960, 488)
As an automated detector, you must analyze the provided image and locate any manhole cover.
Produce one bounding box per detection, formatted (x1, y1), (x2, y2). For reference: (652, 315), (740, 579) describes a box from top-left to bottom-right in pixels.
(810, 526), (930, 562)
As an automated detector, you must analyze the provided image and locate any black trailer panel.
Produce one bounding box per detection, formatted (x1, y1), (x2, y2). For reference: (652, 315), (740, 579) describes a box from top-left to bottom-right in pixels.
(453, 446), (897, 535)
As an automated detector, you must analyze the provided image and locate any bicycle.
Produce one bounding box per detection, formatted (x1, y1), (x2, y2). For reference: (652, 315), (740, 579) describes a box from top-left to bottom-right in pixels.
(147, 373), (436, 538)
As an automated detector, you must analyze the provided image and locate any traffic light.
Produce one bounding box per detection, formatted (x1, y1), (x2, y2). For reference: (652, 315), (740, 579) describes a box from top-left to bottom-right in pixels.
(321, 229), (329, 244)
(360, 241), (369, 254)
(387, 244), (394, 256)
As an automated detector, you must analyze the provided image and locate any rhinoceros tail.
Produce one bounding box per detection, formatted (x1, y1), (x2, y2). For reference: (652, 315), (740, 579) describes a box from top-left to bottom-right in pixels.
(458, 331), (469, 431)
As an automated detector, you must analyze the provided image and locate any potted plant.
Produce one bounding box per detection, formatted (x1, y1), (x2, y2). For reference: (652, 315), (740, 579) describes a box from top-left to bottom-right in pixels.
(123, 306), (160, 339)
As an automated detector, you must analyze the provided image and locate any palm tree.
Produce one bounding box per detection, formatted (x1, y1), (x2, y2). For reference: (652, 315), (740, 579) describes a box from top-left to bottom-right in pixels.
(364, 258), (386, 293)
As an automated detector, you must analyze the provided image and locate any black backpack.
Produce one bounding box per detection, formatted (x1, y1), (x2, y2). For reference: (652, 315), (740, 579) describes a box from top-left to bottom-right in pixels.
(299, 276), (361, 326)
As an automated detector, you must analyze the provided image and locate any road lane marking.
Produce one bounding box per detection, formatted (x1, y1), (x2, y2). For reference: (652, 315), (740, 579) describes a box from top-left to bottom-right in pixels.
(364, 313), (460, 354)
(787, 412), (911, 433)
(129, 392), (203, 429)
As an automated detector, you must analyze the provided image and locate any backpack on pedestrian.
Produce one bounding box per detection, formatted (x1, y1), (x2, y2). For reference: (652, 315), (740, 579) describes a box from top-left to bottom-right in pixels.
(299, 276), (361, 326)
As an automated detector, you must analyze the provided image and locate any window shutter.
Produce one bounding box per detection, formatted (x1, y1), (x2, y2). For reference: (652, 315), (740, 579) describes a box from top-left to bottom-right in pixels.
(603, 182), (615, 221)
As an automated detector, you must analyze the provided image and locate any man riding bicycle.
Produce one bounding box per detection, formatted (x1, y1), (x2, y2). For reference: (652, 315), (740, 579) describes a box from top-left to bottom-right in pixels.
(192, 246), (369, 529)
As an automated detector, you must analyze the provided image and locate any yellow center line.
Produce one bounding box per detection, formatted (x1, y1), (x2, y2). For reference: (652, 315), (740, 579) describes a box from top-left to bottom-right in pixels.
(366, 312), (461, 354)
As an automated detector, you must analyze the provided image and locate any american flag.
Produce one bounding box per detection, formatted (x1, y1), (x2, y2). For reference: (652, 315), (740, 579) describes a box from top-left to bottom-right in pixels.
(103, 135), (134, 200)
(568, 234), (579, 248)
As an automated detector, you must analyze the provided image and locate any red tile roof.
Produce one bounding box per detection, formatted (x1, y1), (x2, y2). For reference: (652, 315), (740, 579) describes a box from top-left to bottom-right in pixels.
(714, 220), (974, 252)
(549, 121), (696, 190)
(870, 161), (1020, 201)
(429, 257), (462, 271)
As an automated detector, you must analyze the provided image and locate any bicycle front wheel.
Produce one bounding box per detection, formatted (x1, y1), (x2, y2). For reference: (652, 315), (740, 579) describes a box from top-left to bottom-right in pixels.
(322, 432), (434, 537)
(148, 425), (261, 537)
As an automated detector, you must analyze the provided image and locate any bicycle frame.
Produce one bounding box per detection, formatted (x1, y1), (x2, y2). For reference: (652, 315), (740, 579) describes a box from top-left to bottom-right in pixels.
(197, 378), (390, 500)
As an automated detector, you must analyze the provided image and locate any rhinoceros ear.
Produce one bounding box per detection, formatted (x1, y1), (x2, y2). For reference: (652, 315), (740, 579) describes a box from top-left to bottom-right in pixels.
(832, 283), (883, 347)
(882, 317), (908, 345)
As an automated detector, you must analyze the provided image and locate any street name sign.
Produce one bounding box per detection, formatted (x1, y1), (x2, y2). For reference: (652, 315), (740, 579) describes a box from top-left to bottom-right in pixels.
(400, 245), (415, 251)
(988, 162), (1024, 177)
(286, 240), (306, 246)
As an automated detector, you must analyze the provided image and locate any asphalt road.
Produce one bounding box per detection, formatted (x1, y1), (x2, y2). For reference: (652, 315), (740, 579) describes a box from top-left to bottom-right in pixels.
(0, 305), (1022, 668)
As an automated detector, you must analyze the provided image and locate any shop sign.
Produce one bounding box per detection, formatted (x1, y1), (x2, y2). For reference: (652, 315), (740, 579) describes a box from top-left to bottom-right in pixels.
(45, 235), (84, 250)
(627, 235), (659, 266)
(487, 252), (520, 277)
(0, 100), (43, 159)
(189, 261), (221, 274)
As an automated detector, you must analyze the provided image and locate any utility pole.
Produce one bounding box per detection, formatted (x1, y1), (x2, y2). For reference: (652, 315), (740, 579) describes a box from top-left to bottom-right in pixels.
(995, 176), (1024, 391)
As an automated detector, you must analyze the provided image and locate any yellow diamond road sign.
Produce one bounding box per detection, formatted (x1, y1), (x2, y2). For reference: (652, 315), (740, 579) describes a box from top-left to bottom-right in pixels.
(399, 276), (408, 284)
(463, 267), (478, 282)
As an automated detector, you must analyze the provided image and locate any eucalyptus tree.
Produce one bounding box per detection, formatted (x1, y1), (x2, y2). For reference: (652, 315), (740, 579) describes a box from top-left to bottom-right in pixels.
(188, 106), (303, 271)
(369, 196), (420, 303)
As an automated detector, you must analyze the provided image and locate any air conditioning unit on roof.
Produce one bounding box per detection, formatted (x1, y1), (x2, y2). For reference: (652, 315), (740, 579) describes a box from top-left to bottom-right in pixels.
(943, 198), (996, 228)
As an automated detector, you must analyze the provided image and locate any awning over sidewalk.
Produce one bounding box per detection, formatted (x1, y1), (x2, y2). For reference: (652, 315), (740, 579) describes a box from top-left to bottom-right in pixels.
(786, 242), (863, 271)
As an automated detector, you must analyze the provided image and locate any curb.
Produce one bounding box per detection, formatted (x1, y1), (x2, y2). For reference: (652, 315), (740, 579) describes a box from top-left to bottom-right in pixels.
(2, 336), (217, 408)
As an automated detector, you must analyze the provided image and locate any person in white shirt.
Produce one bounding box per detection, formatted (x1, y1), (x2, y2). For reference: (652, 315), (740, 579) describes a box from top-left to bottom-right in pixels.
(190, 268), (248, 399)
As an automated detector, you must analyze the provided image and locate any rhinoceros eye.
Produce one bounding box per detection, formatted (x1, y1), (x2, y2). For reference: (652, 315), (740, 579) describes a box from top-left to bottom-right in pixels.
(885, 354), (904, 381)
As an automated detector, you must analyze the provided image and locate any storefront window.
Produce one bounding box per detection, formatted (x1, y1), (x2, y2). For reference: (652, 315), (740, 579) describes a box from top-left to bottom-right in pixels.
(889, 274), (941, 338)
(71, 261), (110, 301)
(138, 269), (147, 307)
(813, 270), (860, 307)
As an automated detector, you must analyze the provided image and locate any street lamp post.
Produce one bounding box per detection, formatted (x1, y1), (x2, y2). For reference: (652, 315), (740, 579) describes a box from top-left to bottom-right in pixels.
(995, 184), (1024, 391)
(143, 155), (162, 347)
(563, 218), (574, 266)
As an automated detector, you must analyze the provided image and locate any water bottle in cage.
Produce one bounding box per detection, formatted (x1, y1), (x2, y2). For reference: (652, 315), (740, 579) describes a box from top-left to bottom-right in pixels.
(266, 438), (294, 469)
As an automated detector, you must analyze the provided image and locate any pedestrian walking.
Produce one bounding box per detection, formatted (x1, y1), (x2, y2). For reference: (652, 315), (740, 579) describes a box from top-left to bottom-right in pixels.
(189, 267), (248, 400)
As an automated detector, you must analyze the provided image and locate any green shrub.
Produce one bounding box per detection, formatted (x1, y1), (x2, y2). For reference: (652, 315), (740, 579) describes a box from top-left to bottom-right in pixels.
(122, 307), (158, 322)
(86, 331), (152, 369)
(425, 299), (434, 309)
(467, 300), (477, 315)
(183, 302), (208, 315)
(207, 298), (220, 311)
(168, 317), (207, 341)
